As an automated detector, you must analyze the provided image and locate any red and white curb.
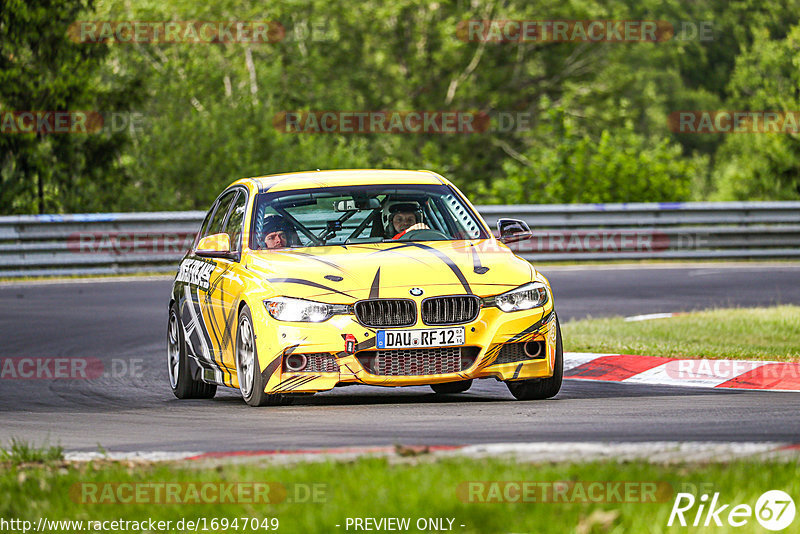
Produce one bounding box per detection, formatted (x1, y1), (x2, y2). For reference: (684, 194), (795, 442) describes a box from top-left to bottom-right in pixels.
(62, 442), (800, 463)
(564, 352), (800, 391)
(624, 312), (685, 322)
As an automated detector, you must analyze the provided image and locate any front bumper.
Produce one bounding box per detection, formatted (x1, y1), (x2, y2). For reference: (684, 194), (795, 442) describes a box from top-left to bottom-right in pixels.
(247, 300), (558, 394)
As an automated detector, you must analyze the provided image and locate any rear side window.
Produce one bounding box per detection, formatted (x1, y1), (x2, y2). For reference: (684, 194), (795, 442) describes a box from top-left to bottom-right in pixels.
(204, 190), (238, 239)
(223, 192), (247, 252)
(193, 209), (215, 249)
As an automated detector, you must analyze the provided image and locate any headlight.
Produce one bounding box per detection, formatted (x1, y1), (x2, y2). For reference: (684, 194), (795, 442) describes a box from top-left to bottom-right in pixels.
(484, 282), (548, 312)
(264, 297), (351, 322)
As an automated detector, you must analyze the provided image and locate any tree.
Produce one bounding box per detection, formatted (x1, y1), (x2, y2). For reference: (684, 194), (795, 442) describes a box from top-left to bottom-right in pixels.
(709, 25), (800, 200)
(0, 0), (143, 214)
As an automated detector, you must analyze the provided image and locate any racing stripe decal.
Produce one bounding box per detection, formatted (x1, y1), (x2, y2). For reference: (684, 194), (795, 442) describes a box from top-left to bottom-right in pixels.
(272, 375), (308, 391)
(479, 310), (555, 368)
(471, 245), (489, 275)
(512, 363), (523, 379)
(405, 243), (472, 294)
(369, 268), (381, 299)
(275, 250), (346, 272)
(184, 285), (214, 364)
(266, 278), (356, 299)
(274, 375), (319, 392)
(202, 266), (236, 386)
(260, 351), (283, 383)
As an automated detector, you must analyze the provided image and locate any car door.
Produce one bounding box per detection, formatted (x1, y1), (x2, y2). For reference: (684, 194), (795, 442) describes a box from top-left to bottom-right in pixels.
(202, 188), (249, 382)
(179, 189), (238, 384)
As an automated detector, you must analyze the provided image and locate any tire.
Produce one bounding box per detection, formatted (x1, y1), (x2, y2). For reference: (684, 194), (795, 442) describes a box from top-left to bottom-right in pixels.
(167, 302), (216, 399)
(236, 304), (290, 407)
(431, 379), (473, 394)
(505, 314), (563, 400)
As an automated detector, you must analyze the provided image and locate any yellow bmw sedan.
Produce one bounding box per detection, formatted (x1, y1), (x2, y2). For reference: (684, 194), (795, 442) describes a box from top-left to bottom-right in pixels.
(167, 169), (562, 406)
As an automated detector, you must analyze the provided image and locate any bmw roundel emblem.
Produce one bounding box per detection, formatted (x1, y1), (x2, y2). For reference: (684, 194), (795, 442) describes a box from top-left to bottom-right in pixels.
(410, 287), (424, 296)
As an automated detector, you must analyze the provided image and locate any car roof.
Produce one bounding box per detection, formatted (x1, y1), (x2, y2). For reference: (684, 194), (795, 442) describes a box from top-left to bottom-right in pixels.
(231, 169), (449, 193)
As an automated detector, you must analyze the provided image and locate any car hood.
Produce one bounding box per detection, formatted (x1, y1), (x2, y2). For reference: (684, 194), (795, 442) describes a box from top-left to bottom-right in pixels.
(243, 239), (534, 302)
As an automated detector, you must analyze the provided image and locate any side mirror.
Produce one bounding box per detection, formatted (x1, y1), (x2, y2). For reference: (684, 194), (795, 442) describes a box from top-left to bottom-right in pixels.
(497, 218), (532, 244)
(195, 233), (232, 258)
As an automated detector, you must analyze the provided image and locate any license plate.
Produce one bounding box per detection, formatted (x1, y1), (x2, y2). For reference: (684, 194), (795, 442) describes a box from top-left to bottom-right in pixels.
(376, 327), (465, 349)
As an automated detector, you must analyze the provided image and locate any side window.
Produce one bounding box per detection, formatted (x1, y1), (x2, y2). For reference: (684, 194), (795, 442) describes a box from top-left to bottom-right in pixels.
(193, 208), (215, 249)
(223, 191), (247, 252)
(204, 190), (237, 238)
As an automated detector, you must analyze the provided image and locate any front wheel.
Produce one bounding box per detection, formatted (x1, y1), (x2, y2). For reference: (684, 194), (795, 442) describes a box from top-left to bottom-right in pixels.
(236, 304), (289, 407)
(167, 302), (216, 399)
(505, 315), (563, 400)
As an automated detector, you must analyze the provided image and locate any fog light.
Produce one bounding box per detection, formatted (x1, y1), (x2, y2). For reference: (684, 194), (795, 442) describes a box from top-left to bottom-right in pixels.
(285, 353), (308, 372)
(523, 341), (544, 359)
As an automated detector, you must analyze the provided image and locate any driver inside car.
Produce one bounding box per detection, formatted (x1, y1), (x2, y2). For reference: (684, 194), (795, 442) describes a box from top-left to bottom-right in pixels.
(384, 202), (429, 239)
(260, 213), (298, 249)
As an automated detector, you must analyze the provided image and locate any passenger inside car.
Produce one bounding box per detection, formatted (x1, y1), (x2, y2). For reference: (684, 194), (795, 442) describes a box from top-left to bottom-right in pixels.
(384, 202), (430, 239)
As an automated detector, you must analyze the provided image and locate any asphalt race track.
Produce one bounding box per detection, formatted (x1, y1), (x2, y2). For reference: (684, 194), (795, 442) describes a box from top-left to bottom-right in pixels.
(1, 263), (799, 452)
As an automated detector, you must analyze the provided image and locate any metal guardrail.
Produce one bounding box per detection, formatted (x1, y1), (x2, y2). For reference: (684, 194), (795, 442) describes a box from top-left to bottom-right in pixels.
(1, 202), (799, 277)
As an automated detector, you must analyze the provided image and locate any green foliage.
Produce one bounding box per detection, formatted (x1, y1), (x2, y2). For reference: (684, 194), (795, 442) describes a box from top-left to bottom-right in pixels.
(480, 106), (706, 204)
(709, 25), (800, 200)
(0, 0), (145, 214)
(2, 0), (800, 213)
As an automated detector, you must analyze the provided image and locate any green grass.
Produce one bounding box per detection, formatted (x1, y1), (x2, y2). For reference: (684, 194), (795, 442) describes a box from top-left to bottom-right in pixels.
(1, 454), (798, 534)
(563, 306), (800, 361)
(0, 438), (63, 465)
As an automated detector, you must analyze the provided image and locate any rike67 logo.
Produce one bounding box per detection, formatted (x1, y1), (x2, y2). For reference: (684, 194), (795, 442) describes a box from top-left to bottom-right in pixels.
(669, 490), (796, 531)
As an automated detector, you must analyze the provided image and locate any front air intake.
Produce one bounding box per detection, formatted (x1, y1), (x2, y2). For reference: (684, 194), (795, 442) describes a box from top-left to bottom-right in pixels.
(421, 295), (480, 325)
(354, 299), (417, 328)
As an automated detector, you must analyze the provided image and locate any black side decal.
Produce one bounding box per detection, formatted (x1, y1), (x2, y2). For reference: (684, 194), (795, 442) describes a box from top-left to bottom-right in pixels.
(512, 363), (523, 379)
(266, 278), (356, 299)
(260, 351), (283, 383)
(369, 268), (381, 299)
(277, 250), (346, 272)
(471, 245), (489, 275)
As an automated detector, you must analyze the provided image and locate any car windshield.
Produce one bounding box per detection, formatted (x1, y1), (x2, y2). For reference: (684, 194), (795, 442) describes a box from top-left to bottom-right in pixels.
(249, 184), (489, 249)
